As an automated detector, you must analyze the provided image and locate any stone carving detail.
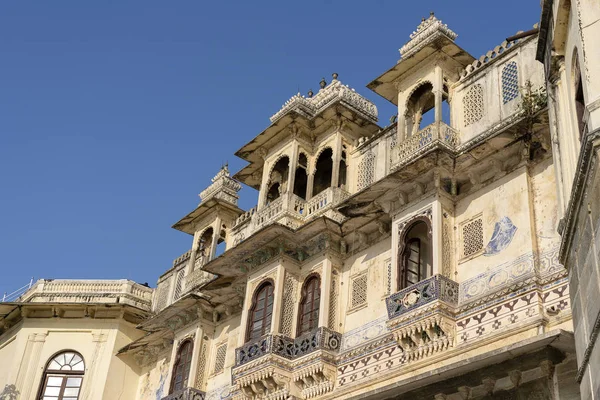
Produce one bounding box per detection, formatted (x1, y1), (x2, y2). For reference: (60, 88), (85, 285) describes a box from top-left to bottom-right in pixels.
(385, 275), (459, 363)
(155, 280), (171, 312)
(400, 13), (458, 58)
(199, 165), (242, 206)
(270, 79), (378, 124)
(173, 268), (186, 301)
(213, 343), (228, 375)
(357, 152), (376, 191)
(463, 84), (484, 126)
(384, 259), (392, 295)
(195, 343), (208, 390)
(280, 273), (297, 337)
(350, 273), (368, 310)
(462, 217), (484, 258)
(502, 61), (519, 104)
(293, 363), (336, 399)
(328, 277), (338, 329)
(391, 122), (459, 170)
(161, 387), (206, 400)
(442, 219), (452, 278)
(460, 37), (524, 80)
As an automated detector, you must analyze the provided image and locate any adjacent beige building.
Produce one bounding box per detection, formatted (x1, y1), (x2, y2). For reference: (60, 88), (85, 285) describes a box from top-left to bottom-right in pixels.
(1, 5), (598, 399)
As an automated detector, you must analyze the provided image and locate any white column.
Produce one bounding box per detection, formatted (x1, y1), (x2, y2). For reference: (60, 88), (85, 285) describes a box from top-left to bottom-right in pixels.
(318, 260), (332, 328)
(432, 200), (443, 276)
(188, 325), (203, 390)
(434, 65), (443, 124)
(397, 90), (406, 142)
(287, 143), (299, 195)
(271, 264), (286, 333)
(331, 134), (342, 188)
(15, 332), (47, 400)
(209, 215), (222, 260)
(306, 173), (315, 200)
(258, 157), (270, 210)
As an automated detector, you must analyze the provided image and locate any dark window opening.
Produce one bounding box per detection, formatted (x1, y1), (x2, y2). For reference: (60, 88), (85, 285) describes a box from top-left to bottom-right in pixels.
(297, 275), (321, 336)
(575, 75), (585, 139)
(338, 151), (347, 188)
(293, 168), (308, 199)
(313, 148), (333, 196)
(398, 220), (433, 290)
(246, 281), (274, 341)
(266, 157), (290, 203)
(170, 340), (194, 393)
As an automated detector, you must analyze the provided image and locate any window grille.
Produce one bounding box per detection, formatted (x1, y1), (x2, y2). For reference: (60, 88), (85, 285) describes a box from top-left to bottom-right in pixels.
(213, 343), (227, 374)
(462, 217), (484, 258)
(463, 84), (484, 126)
(279, 274), (296, 337)
(172, 269), (186, 301)
(501, 61), (519, 104)
(357, 152), (376, 190)
(350, 273), (368, 310)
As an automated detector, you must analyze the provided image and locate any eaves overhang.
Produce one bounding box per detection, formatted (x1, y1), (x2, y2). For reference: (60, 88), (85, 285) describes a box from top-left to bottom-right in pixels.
(172, 197), (244, 235)
(367, 39), (475, 105)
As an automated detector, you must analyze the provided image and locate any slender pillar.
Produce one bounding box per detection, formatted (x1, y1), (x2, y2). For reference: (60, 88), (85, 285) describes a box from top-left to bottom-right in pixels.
(318, 260), (332, 328)
(397, 90), (406, 142)
(306, 173), (315, 200)
(434, 65), (443, 123)
(209, 216), (222, 260)
(271, 265), (286, 333)
(331, 134), (342, 188)
(287, 143), (299, 195)
(257, 159), (270, 210)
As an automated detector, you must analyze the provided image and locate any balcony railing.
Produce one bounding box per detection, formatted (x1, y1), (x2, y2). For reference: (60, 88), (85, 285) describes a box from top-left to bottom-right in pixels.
(161, 387), (205, 400)
(235, 327), (341, 367)
(385, 274), (459, 320)
(17, 279), (154, 310)
(391, 121), (460, 170)
(385, 275), (459, 362)
(232, 188), (349, 244)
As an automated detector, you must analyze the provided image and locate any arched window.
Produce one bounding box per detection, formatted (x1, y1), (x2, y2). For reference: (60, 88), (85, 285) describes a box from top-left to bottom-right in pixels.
(246, 281), (274, 341)
(267, 156), (290, 203)
(169, 339), (194, 394)
(38, 351), (85, 400)
(398, 220), (433, 289)
(297, 275), (321, 336)
(313, 148), (333, 196)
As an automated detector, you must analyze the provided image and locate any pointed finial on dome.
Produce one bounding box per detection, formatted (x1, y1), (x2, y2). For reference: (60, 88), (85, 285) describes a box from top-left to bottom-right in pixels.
(332, 72), (339, 80)
(319, 77), (327, 89)
(307, 89), (313, 98)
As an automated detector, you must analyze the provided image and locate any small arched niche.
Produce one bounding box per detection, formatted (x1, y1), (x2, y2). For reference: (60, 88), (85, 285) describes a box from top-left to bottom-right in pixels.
(293, 153), (308, 200)
(313, 148), (333, 196)
(398, 219), (433, 290)
(267, 156), (290, 203)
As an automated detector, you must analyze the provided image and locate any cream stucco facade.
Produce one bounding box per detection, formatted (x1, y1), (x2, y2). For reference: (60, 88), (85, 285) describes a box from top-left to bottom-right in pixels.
(1, 6), (599, 400)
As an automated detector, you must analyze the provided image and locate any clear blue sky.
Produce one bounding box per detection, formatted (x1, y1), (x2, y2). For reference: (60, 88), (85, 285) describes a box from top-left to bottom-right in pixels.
(0, 1), (541, 295)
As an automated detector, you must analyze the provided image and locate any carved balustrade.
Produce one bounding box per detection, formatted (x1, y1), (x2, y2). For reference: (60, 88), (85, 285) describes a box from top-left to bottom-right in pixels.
(391, 121), (460, 170)
(231, 189), (349, 246)
(19, 279), (154, 310)
(232, 327), (341, 400)
(161, 387), (206, 400)
(385, 275), (459, 362)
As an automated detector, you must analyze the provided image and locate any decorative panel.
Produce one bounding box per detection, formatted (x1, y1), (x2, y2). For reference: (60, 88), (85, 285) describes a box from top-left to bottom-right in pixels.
(194, 342), (208, 389)
(279, 273), (297, 337)
(155, 280), (171, 311)
(328, 277), (338, 329)
(357, 152), (376, 191)
(213, 343), (227, 375)
(172, 268), (186, 301)
(349, 272), (368, 311)
(501, 61), (519, 104)
(463, 84), (484, 126)
(461, 216), (484, 259)
(384, 258), (392, 295)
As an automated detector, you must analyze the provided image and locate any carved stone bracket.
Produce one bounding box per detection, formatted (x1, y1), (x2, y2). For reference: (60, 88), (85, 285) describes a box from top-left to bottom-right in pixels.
(293, 361), (336, 399)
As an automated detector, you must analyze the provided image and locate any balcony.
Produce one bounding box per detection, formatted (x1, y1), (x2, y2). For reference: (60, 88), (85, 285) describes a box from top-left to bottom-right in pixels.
(232, 327), (341, 400)
(18, 279), (154, 311)
(232, 188), (349, 245)
(391, 121), (460, 170)
(161, 387), (206, 400)
(385, 275), (459, 362)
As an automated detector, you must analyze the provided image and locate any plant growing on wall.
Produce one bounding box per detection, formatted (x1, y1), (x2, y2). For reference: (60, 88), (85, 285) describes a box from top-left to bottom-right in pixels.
(511, 80), (548, 160)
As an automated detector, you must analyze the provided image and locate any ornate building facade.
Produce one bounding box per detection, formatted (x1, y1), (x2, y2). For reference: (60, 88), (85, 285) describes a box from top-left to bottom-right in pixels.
(1, 6), (598, 400)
